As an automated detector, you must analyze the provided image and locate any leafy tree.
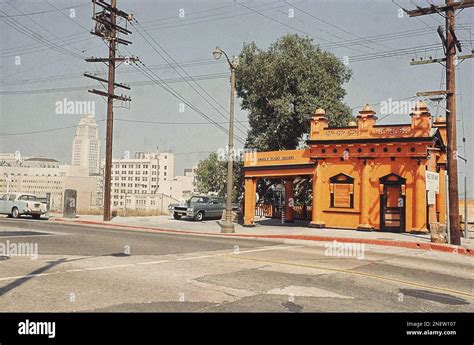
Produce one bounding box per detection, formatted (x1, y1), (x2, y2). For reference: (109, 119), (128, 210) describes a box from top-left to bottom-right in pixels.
(194, 152), (242, 202)
(236, 34), (353, 152)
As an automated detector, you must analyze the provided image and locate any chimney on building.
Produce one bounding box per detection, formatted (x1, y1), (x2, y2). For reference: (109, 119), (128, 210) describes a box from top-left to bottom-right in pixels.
(357, 104), (377, 134)
(309, 108), (329, 140)
(410, 100), (431, 135)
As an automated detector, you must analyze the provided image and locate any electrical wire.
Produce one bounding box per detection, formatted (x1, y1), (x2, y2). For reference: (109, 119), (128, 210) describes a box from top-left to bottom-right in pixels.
(131, 20), (250, 135)
(131, 61), (246, 145)
(0, 3), (89, 17)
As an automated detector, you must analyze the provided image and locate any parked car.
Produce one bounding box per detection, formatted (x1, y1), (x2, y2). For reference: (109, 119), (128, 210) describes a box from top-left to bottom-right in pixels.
(0, 193), (47, 219)
(169, 195), (225, 221)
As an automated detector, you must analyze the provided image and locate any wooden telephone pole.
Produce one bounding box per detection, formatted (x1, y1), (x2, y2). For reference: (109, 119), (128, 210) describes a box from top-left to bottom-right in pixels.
(407, 0), (474, 245)
(86, 0), (138, 221)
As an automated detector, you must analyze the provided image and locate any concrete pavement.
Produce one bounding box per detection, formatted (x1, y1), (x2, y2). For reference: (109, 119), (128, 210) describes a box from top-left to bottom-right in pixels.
(0, 218), (473, 312)
(47, 213), (474, 255)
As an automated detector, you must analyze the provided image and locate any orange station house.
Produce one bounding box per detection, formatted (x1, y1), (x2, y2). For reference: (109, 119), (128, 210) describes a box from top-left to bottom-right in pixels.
(243, 101), (448, 233)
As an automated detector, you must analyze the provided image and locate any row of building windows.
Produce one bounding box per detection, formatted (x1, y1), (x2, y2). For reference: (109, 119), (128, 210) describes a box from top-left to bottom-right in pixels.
(113, 182), (156, 189)
(113, 199), (159, 206)
(112, 190), (157, 197)
(1, 179), (61, 184)
(112, 171), (165, 177)
(114, 164), (155, 169)
(112, 164), (167, 169)
(113, 183), (152, 188)
(3, 173), (61, 177)
(112, 176), (158, 182)
(113, 170), (153, 175)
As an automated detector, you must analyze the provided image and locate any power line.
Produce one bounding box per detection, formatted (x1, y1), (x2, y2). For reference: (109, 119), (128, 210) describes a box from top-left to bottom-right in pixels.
(139, 0), (273, 26)
(346, 43), (444, 62)
(0, 31), (87, 54)
(142, 1), (297, 31)
(283, 0), (397, 54)
(0, 72), (229, 94)
(3, 58), (226, 85)
(0, 119), (106, 136)
(44, 0), (90, 32)
(1, 40), (454, 95)
(0, 117), (251, 137)
(5, 1), (87, 58)
(0, 9), (84, 60)
(0, 3), (89, 17)
(0, 36), (93, 58)
(131, 60), (246, 145)
(132, 20), (250, 133)
(0, 94), (424, 137)
(131, 19), (250, 135)
(235, 1), (330, 43)
(116, 118), (249, 125)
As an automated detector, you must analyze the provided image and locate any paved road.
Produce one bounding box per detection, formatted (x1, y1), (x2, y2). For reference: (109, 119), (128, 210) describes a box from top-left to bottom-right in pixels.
(0, 218), (473, 312)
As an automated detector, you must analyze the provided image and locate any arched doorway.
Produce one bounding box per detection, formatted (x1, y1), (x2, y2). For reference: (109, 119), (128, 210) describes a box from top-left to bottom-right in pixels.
(379, 173), (406, 232)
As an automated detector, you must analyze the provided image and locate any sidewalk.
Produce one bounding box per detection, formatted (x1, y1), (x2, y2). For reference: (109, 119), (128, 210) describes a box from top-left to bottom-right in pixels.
(50, 214), (474, 256)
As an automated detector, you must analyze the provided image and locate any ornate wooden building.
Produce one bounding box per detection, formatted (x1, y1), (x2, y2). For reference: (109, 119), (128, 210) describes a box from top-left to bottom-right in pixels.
(243, 101), (447, 232)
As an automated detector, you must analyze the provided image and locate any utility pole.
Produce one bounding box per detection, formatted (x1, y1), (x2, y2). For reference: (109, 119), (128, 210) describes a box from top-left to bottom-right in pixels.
(212, 47), (238, 233)
(86, 0), (138, 221)
(406, 0), (474, 245)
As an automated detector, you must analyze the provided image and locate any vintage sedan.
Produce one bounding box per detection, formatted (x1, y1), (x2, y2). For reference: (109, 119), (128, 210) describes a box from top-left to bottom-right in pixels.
(0, 193), (47, 219)
(169, 195), (225, 221)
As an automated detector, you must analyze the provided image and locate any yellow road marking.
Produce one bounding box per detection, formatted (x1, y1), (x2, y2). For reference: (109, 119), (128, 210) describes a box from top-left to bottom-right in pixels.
(226, 254), (474, 299)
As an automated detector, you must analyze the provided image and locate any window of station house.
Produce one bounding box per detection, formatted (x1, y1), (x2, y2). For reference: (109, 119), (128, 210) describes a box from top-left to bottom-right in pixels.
(329, 173), (354, 208)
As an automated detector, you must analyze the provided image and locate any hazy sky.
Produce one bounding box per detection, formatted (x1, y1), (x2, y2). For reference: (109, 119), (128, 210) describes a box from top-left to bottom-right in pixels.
(0, 0), (473, 196)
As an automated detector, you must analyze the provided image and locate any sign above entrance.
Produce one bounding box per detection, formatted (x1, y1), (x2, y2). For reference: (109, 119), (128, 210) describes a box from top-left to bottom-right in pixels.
(244, 149), (312, 168)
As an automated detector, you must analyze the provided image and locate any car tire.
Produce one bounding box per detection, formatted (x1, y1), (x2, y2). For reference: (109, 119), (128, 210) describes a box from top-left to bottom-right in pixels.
(11, 207), (20, 219)
(194, 211), (204, 222)
(173, 213), (182, 220)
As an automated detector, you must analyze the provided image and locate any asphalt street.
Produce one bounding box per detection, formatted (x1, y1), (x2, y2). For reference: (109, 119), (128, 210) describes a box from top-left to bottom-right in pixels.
(0, 218), (472, 312)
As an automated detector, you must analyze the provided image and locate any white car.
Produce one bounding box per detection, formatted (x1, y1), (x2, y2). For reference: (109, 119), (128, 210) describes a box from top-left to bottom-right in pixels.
(0, 193), (47, 219)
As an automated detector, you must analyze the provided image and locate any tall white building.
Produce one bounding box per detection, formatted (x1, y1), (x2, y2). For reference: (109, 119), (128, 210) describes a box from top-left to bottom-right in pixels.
(105, 151), (175, 209)
(71, 114), (100, 175)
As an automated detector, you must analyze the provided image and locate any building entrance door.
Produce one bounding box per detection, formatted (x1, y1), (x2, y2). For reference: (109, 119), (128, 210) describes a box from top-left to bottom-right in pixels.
(380, 174), (406, 232)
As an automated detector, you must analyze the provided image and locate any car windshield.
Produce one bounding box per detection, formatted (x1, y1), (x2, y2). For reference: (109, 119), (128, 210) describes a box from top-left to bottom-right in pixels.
(188, 196), (208, 203)
(19, 195), (37, 201)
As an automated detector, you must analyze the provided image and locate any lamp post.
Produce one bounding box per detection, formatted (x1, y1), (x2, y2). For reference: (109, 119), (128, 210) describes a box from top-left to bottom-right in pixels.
(213, 46), (238, 233)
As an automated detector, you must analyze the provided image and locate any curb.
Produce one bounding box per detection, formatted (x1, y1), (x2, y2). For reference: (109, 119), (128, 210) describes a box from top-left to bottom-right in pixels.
(52, 218), (473, 257)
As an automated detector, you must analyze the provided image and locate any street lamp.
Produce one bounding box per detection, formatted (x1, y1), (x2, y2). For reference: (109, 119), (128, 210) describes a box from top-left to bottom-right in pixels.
(213, 46), (239, 233)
